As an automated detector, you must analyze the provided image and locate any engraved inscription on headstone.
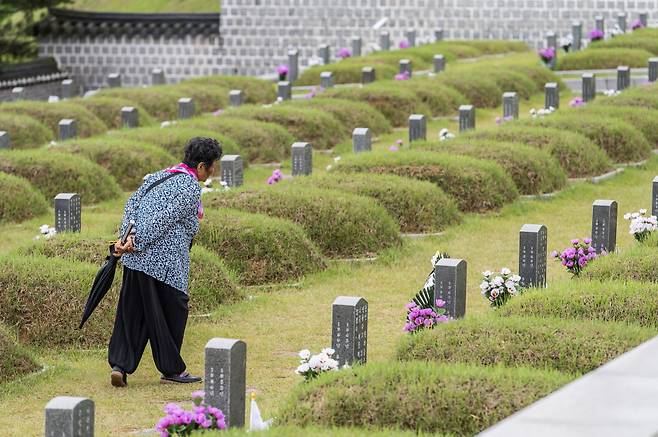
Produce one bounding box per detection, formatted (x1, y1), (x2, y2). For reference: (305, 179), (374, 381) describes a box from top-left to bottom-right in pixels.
(151, 68), (166, 85)
(0, 131), (9, 149)
(45, 396), (94, 437)
(277, 81), (291, 100)
(229, 90), (243, 107)
(649, 58), (658, 83)
(58, 119), (77, 140)
(503, 92), (519, 119)
(582, 73), (596, 102)
(121, 107), (139, 128)
(433, 258), (467, 319)
(331, 296), (368, 367)
(433, 54), (445, 73)
(204, 338), (247, 428)
(220, 155), (243, 187)
(617, 66), (631, 91)
(287, 49), (299, 83)
(519, 224), (548, 288)
(351, 37), (362, 57)
(591, 200), (618, 254)
(459, 105), (475, 132)
(380, 31), (390, 51)
(545, 82), (559, 109)
(178, 97), (195, 119)
(352, 128), (372, 153)
(572, 21), (583, 51)
(291, 142), (312, 176)
(361, 67), (376, 84)
(107, 73), (122, 88)
(408, 114), (426, 142)
(320, 72), (334, 89)
(54, 193), (81, 233)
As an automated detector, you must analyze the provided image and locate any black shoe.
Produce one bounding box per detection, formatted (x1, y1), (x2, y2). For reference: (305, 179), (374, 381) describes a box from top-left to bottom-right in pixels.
(111, 366), (127, 388)
(160, 371), (202, 384)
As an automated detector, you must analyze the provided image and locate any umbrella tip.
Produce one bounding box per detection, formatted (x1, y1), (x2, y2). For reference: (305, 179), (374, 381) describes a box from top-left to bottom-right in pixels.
(251, 392), (256, 401)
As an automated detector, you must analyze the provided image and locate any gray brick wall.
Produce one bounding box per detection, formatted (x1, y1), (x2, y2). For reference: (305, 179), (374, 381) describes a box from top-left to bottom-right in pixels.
(0, 81), (64, 102)
(219, 0), (657, 76)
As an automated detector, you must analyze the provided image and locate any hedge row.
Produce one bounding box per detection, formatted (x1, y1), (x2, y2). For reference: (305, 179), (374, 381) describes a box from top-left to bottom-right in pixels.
(0, 326), (40, 384)
(580, 104), (658, 148)
(396, 315), (654, 374)
(72, 96), (156, 129)
(388, 80), (466, 116)
(0, 112), (51, 149)
(0, 172), (49, 223)
(556, 48), (654, 70)
(288, 98), (392, 136)
(183, 75), (277, 104)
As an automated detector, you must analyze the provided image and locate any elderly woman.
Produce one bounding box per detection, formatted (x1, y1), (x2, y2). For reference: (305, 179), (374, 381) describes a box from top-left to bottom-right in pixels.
(109, 137), (222, 387)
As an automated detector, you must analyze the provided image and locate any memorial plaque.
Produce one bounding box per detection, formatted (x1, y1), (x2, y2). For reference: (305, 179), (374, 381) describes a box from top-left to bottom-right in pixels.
(121, 107), (139, 128)
(591, 200), (618, 254)
(291, 142), (312, 176)
(61, 79), (76, 99)
(277, 81), (291, 100)
(204, 338), (246, 428)
(331, 296), (368, 367)
(617, 66), (631, 91)
(433, 54), (445, 73)
(58, 119), (77, 140)
(107, 73), (122, 88)
(318, 44), (331, 65)
(54, 193), (81, 233)
(459, 105), (475, 131)
(503, 92), (519, 119)
(545, 82), (559, 109)
(0, 131), (9, 149)
(519, 224), (548, 288)
(45, 396), (94, 437)
(320, 72), (334, 89)
(229, 90), (243, 107)
(652, 176), (658, 217)
(351, 37), (362, 57)
(649, 58), (658, 83)
(151, 68), (166, 85)
(352, 127), (371, 153)
(220, 155), (243, 187)
(618, 13), (627, 32)
(582, 73), (596, 102)
(433, 258), (467, 319)
(408, 114), (426, 142)
(405, 29), (417, 47)
(287, 49), (299, 83)
(399, 59), (412, 76)
(361, 67), (376, 84)
(435, 28), (444, 42)
(572, 21), (583, 51)
(178, 97), (195, 119)
(380, 31), (390, 51)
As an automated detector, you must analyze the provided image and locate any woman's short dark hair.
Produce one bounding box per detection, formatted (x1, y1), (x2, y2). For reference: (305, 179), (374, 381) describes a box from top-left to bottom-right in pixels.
(183, 137), (222, 168)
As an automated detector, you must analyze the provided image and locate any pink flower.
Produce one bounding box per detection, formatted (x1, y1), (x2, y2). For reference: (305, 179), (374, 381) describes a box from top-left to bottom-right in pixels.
(212, 109), (223, 117)
(394, 71), (410, 81)
(435, 299), (446, 308)
(337, 47), (352, 59)
(276, 64), (289, 75)
(399, 40), (411, 49)
(589, 29), (604, 41)
(388, 145), (399, 152)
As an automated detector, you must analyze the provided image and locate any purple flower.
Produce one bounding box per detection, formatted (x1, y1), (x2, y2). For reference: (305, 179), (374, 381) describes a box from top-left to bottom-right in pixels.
(396, 139), (403, 146)
(495, 116), (502, 125)
(276, 64), (289, 75)
(267, 176), (275, 185)
(571, 238), (580, 245)
(538, 47), (555, 62)
(583, 237), (592, 244)
(388, 145), (399, 152)
(212, 109), (223, 117)
(272, 169), (283, 180)
(589, 29), (604, 41)
(399, 40), (411, 49)
(435, 298), (446, 308)
(631, 19), (644, 30)
(394, 71), (411, 81)
(551, 250), (559, 258)
(191, 390), (205, 401)
(405, 301), (416, 309)
(164, 403), (181, 415)
(337, 47), (352, 59)
(570, 97), (585, 107)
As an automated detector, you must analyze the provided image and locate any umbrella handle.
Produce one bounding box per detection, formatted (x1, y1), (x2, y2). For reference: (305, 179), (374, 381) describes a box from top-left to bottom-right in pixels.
(120, 220), (135, 245)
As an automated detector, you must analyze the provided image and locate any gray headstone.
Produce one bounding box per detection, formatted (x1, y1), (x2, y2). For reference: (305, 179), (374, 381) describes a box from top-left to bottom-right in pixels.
(54, 193), (81, 233)
(229, 89), (243, 107)
(502, 92), (519, 119)
(58, 119), (77, 141)
(0, 131), (9, 149)
(351, 37), (362, 57)
(408, 114), (426, 142)
(320, 72), (334, 89)
(640, 12), (648, 27)
(287, 49), (299, 83)
(652, 177), (658, 217)
(277, 81), (291, 100)
(459, 105), (475, 132)
(405, 29), (416, 47)
(582, 73), (596, 102)
(361, 67), (376, 85)
(379, 31), (390, 51)
(318, 44), (331, 65)
(61, 79), (76, 99)
(204, 338), (246, 428)
(151, 68), (166, 85)
(352, 127), (371, 153)
(595, 16), (605, 34)
(45, 396), (94, 437)
(121, 107), (139, 128)
(220, 155), (243, 187)
(519, 224), (547, 288)
(433, 258), (467, 319)
(545, 82), (559, 109)
(572, 21), (583, 51)
(11, 87), (23, 101)
(399, 59), (412, 76)
(435, 28), (444, 42)
(291, 142), (312, 176)
(592, 200), (618, 254)
(618, 13), (627, 32)
(617, 66), (631, 91)
(107, 73), (122, 88)
(433, 54), (445, 73)
(649, 58), (658, 83)
(546, 31), (557, 49)
(178, 97), (195, 119)
(331, 296), (368, 367)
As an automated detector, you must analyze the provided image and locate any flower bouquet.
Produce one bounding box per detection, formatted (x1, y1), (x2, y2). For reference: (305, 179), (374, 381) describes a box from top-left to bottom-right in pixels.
(276, 65), (288, 81)
(624, 209), (658, 242)
(551, 238), (598, 277)
(479, 268), (522, 308)
(403, 251), (451, 333)
(589, 29), (604, 42)
(295, 348), (340, 382)
(155, 391), (226, 436)
(538, 47), (555, 65)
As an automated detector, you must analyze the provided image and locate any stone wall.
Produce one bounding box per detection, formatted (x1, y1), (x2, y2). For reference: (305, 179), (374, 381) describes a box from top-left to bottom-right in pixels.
(218, 0), (657, 76)
(0, 81), (65, 102)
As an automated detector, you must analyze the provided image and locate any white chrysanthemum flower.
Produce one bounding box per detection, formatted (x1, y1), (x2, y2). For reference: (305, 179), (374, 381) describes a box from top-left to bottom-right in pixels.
(512, 275), (521, 282)
(299, 349), (311, 360)
(296, 363), (310, 374)
(493, 276), (504, 286)
(334, 156), (342, 163)
(39, 224), (50, 234)
(624, 213), (632, 220)
(322, 347), (335, 356)
(483, 270), (492, 277)
(480, 281), (489, 290)
(501, 267), (511, 275)
(632, 212), (640, 218)
(326, 165), (333, 171)
(640, 209), (647, 215)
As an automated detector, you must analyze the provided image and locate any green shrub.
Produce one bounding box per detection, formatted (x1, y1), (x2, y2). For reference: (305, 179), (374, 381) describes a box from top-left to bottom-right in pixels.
(557, 48), (654, 70)
(205, 186), (401, 258)
(406, 43), (480, 62)
(224, 105), (345, 150)
(222, 427), (433, 437)
(0, 326), (40, 384)
(97, 86), (183, 120)
(180, 115), (294, 163)
(462, 125), (612, 178)
(279, 361), (572, 435)
(413, 139), (566, 195)
(512, 65), (565, 91)
(579, 105), (658, 147)
(334, 151), (518, 212)
(110, 126), (243, 162)
(591, 36), (658, 55)
(288, 98), (392, 136)
(594, 88), (658, 111)
(0, 112), (51, 148)
(0, 101), (107, 138)
(0, 172), (48, 223)
(183, 75), (276, 104)
(53, 137), (175, 190)
(583, 245), (658, 282)
(323, 85), (431, 127)
(396, 315), (654, 374)
(170, 83), (229, 113)
(482, 69), (539, 98)
(501, 279), (658, 328)
(0, 149), (122, 203)
(389, 79), (467, 116)
(285, 173), (461, 233)
(297, 61), (399, 86)
(528, 113), (651, 163)
(435, 71), (503, 107)
(197, 209), (326, 285)
(73, 96), (156, 129)
(456, 40), (529, 54)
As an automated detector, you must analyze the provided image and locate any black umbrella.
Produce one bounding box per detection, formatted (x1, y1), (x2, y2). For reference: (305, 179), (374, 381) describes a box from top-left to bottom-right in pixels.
(78, 221), (134, 329)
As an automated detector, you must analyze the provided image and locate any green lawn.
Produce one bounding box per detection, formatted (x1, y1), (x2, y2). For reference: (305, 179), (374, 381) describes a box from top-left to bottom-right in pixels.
(66, 0), (219, 13)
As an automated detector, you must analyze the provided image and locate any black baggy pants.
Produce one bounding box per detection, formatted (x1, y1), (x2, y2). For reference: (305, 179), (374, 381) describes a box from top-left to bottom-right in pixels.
(108, 267), (189, 377)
